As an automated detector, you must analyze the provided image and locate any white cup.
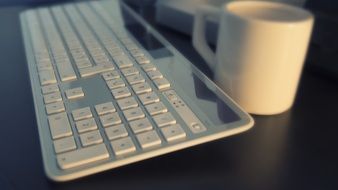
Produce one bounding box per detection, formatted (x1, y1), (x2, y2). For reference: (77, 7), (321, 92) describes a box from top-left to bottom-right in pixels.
(193, 1), (314, 115)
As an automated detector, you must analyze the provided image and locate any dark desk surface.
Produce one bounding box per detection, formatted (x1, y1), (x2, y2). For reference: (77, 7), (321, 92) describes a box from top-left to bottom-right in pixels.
(1, 2), (338, 190)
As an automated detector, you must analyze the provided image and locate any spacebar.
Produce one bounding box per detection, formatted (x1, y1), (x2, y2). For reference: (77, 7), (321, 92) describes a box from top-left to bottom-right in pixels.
(57, 144), (109, 169)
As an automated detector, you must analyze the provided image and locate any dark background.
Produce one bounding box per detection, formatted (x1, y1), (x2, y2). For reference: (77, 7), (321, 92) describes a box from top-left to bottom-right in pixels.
(0, 0), (338, 190)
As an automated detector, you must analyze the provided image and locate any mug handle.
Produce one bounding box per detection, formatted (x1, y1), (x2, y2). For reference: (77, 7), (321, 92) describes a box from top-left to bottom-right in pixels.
(193, 5), (220, 70)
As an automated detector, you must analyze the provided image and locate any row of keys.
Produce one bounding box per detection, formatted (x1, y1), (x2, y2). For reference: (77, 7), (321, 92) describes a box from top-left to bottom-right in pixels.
(38, 9), (77, 82)
(76, 1), (171, 92)
(57, 122), (187, 169)
(72, 2), (172, 94)
(51, 6), (94, 71)
(26, 12), (58, 86)
(43, 87), (84, 104)
(63, 4), (121, 78)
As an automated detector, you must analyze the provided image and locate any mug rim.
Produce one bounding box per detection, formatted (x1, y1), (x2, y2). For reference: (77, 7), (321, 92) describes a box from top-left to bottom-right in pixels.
(224, 1), (313, 24)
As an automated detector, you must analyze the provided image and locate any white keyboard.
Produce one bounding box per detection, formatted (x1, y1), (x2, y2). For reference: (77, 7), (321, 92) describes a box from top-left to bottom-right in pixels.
(20, 0), (253, 181)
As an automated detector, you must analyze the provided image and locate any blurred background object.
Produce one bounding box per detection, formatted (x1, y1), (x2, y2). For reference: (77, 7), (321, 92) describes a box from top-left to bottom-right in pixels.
(305, 0), (338, 82)
(0, 0), (71, 6)
(155, 0), (307, 45)
(153, 0), (338, 83)
(1, 0), (337, 82)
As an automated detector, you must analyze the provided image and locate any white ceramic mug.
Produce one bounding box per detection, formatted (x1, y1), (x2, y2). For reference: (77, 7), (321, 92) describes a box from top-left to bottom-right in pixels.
(193, 1), (314, 115)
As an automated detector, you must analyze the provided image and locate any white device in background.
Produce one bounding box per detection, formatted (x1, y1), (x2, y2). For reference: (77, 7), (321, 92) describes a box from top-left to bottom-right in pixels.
(155, 0), (307, 45)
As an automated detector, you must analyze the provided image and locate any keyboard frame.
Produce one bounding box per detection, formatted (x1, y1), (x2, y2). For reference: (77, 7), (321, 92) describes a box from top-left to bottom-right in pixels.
(20, 0), (254, 181)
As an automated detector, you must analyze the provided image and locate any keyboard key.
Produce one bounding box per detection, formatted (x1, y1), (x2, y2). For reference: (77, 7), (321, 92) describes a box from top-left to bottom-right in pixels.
(41, 84), (59, 94)
(141, 63), (156, 72)
(134, 56), (150, 64)
(80, 130), (103, 147)
(145, 102), (168, 115)
(107, 47), (124, 56)
(37, 62), (53, 71)
(111, 87), (131, 99)
(121, 67), (139, 76)
(147, 70), (163, 80)
(129, 49), (144, 57)
(161, 124), (186, 142)
(120, 37), (134, 45)
(153, 78), (171, 90)
(136, 130), (161, 149)
(48, 112), (72, 139)
(117, 97), (138, 110)
(65, 87), (84, 100)
(39, 70), (57, 85)
(126, 74), (145, 85)
(138, 92), (160, 105)
(106, 78), (125, 90)
(43, 92), (62, 104)
(72, 107), (92, 121)
(132, 83), (152, 94)
(113, 55), (133, 68)
(46, 102), (65, 115)
(95, 102), (116, 115)
(79, 64), (114, 77)
(57, 143), (109, 169)
(153, 112), (176, 127)
(55, 62), (77, 81)
(99, 112), (121, 127)
(53, 136), (76, 154)
(105, 124), (128, 140)
(123, 107), (145, 121)
(75, 59), (92, 69)
(92, 55), (109, 64)
(125, 44), (138, 51)
(111, 137), (136, 156)
(76, 118), (97, 133)
(129, 118), (153, 134)
(102, 71), (120, 81)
